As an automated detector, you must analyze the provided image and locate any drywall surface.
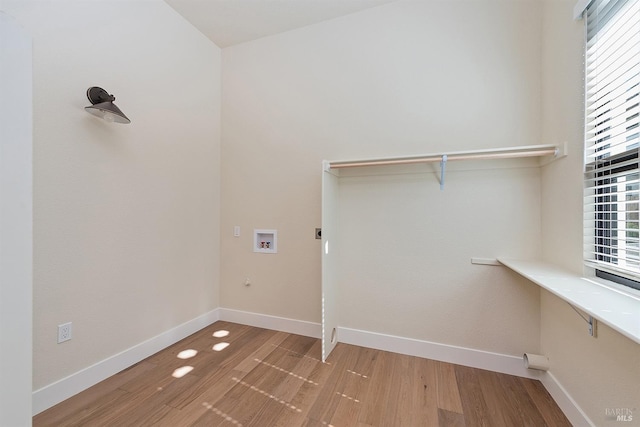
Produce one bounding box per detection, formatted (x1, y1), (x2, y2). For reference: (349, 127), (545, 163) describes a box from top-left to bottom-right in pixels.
(540, 1), (640, 425)
(222, 0), (543, 354)
(0, 11), (33, 425)
(336, 165), (542, 354)
(1, 0), (221, 391)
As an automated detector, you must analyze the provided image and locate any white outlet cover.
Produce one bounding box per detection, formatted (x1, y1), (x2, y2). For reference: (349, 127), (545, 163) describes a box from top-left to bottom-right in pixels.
(58, 322), (72, 343)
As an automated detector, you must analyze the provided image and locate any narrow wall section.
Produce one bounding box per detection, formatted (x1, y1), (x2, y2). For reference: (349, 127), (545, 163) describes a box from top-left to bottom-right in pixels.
(0, 11), (33, 425)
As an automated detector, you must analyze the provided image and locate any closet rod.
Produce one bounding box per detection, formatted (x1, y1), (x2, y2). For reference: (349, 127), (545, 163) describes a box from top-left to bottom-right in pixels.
(328, 145), (559, 169)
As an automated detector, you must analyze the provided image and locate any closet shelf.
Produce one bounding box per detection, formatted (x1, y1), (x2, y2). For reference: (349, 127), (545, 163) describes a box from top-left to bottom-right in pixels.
(325, 143), (566, 170)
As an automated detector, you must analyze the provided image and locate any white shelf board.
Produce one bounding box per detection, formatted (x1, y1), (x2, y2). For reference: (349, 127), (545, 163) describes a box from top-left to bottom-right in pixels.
(498, 258), (640, 345)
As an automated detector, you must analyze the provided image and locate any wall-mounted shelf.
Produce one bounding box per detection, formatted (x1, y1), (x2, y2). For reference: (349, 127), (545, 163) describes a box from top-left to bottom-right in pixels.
(325, 143), (566, 170)
(498, 258), (640, 344)
(323, 143), (567, 190)
(254, 229), (277, 254)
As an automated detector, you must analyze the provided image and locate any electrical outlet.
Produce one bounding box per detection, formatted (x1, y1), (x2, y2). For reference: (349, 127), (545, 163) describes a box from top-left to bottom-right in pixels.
(58, 322), (72, 343)
(315, 228), (322, 239)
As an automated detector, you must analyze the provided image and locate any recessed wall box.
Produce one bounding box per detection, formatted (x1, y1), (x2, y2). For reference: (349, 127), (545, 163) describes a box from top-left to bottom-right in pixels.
(253, 229), (277, 254)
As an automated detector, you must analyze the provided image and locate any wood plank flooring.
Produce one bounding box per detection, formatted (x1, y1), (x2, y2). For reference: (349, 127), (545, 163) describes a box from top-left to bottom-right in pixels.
(34, 322), (571, 427)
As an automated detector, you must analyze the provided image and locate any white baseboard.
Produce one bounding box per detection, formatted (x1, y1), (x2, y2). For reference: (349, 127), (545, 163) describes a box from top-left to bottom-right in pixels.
(218, 308), (322, 339)
(540, 371), (595, 427)
(337, 326), (542, 379)
(32, 308), (220, 415)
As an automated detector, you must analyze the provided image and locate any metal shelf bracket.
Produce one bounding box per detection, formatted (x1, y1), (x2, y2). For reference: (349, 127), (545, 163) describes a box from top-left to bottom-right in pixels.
(568, 303), (598, 338)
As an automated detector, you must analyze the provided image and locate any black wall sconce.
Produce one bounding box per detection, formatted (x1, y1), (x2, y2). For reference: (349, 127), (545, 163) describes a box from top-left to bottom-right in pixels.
(85, 87), (130, 124)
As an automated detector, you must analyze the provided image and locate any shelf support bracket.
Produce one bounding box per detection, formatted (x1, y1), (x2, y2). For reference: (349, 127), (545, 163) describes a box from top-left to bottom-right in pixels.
(440, 154), (447, 191)
(568, 303), (597, 338)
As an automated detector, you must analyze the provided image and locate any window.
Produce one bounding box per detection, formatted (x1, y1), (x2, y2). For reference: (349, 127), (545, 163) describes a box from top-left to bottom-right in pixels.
(583, 0), (640, 289)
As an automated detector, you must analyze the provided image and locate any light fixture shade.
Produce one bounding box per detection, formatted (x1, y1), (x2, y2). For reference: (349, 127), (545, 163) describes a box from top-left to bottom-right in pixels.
(85, 87), (130, 124)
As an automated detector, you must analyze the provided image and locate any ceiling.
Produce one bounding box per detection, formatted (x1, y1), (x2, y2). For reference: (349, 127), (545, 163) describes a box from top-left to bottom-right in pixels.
(163, 0), (396, 48)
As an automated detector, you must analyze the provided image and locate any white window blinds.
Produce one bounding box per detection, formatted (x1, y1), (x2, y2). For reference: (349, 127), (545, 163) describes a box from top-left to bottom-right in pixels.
(584, 0), (640, 283)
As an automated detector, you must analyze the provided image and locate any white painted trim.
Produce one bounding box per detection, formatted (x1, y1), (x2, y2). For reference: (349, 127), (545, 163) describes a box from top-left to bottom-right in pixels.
(337, 326), (542, 379)
(337, 326), (593, 426)
(219, 308), (322, 339)
(573, 0), (590, 20)
(1, 12), (33, 427)
(32, 309), (220, 415)
(540, 371), (595, 427)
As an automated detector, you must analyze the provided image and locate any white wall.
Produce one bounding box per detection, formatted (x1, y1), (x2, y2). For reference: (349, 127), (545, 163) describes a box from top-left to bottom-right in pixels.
(222, 0), (543, 355)
(336, 162), (542, 354)
(540, 2), (640, 426)
(1, 0), (221, 393)
(0, 11), (33, 426)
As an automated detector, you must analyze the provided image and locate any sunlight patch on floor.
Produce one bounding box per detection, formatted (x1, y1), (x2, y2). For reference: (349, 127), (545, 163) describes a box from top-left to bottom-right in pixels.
(213, 342), (230, 351)
(270, 343), (327, 364)
(177, 349), (198, 359)
(172, 366), (194, 378)
(347, 369), (368, 379)
(253, 358), (318, 385)
(201, 402), (243, 426)
(336, 391), (360, 403)
(231, 377), (303, 413)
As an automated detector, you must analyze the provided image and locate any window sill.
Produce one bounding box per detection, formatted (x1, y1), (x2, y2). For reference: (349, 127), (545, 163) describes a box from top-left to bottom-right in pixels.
(498, 258), (640, 345)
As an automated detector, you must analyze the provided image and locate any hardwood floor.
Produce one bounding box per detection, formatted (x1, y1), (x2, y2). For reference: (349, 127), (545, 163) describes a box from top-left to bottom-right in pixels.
(34, 322), (571, 426)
